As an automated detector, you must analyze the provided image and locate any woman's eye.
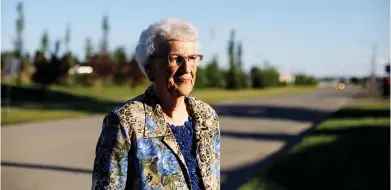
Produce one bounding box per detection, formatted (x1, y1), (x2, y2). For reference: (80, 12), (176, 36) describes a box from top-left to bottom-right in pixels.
(189, 56), (197, 60)
(176, 56), (185, 63)
(169, 56), (177, 60)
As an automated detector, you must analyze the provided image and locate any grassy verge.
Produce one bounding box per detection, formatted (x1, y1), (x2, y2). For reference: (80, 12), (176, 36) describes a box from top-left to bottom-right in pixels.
(50, 84), (316, 102)
(49, 83), (151, 101)
(239, 99), (390, 190)
(1, 109), (91, 125)
(192, 86), (317, 103)
(1, 85), (317, 126)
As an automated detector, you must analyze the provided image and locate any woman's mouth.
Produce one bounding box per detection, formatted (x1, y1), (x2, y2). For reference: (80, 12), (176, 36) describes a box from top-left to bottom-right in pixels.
(175, 76), (192, 82)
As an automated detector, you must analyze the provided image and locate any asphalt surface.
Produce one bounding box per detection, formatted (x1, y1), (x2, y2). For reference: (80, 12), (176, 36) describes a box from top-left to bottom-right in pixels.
(1, 86), (362, 190)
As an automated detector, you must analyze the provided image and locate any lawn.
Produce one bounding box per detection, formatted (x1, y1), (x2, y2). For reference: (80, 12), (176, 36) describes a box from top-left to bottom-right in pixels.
(1, 84), (318, 126)
(1, 109), (91, 125)
(49, 83), (151, 101)
(239, 99), (390, 190)
(50, 83), (317, 102)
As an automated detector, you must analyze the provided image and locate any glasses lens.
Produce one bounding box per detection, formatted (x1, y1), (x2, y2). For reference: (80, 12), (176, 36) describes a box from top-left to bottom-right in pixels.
(176, 56), (186, 65)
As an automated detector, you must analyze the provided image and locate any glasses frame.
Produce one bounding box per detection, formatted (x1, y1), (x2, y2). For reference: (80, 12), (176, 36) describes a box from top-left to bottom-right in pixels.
(150, 54), (203, 67)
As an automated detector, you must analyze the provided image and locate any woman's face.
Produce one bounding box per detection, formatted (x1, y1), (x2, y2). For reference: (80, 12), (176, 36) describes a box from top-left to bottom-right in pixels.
(147, 40), (201, 97)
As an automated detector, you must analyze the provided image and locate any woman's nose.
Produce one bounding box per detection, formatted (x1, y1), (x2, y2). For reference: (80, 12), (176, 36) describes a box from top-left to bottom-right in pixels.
(181, 60), (192, 73)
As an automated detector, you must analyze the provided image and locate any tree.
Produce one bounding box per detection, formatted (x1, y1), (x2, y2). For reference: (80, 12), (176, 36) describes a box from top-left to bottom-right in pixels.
(205, 56), (225, 88)
(1, 52), (13, 76)
(112, 46), (126, 64)
(32, 51), (50, 89)
(237, 42), (243, 68)
(56, 52), (75, 85)
(294, 74), (307, 85)
(225, 29), (241, 90)
(195, 66), (208, 88)
(54, 39), (61, 55)
(85, 53), (116, 85)
(250, 66), (263, 88)
(14, 1), (24, 57)
(236, 41), (250, 88)
(85, 37), (93, 60)
(52, 40), (67, 85)
(41, 31), (50, 55)
(113, 46), (128, 85)
(65, 23), (71, 53)
(101, 15), (109, 53)
(128, 55), (147, 89)
(260, 65), (280, 87)
(228, 30), (235, 68)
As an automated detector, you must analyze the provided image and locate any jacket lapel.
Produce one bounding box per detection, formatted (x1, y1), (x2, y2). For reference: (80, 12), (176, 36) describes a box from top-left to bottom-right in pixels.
(142, 85), (217, 189)
(161, 126), (191, 178)
(187, 97), (215, 190)
(142, 85), (190, 178)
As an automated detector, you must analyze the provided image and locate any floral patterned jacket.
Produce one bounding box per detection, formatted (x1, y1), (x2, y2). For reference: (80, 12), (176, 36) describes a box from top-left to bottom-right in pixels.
(92, 85), (221, 190)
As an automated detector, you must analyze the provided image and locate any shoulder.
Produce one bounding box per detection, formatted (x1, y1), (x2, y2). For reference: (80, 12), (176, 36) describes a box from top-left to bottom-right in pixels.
(106, 94), (145, 127)
(188, 96), (218, 120)
(188, 97), (220, 137)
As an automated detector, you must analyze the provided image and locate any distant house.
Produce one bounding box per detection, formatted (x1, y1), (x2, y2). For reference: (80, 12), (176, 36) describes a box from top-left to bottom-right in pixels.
(279, 73), (295, 84)
(68, 65), (93, 75)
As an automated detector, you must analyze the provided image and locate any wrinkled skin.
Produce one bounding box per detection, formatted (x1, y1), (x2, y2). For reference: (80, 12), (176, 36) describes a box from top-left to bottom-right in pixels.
(145, 40), (199, 98)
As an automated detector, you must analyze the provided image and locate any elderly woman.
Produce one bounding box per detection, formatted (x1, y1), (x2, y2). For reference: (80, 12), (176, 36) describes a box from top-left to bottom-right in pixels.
(92, 18), (221, 190)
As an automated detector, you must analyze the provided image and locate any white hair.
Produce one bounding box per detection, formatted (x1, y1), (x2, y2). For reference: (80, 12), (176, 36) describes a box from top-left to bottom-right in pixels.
(135, 17), (200, 75)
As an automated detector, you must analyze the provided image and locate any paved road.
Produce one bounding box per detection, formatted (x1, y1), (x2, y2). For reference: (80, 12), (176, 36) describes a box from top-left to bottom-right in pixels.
(1, 86), (362, 190)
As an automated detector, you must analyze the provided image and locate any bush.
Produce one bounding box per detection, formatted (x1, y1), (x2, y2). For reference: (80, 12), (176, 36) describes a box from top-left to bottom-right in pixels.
(294, 74), (319, 86)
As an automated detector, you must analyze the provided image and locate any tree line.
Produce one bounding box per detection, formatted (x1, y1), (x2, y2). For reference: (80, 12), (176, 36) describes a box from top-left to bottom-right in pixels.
(1, 2), (318, 92)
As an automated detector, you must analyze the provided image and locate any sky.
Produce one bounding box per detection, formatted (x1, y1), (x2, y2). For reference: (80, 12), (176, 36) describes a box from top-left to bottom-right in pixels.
(1, 0), (390, 77)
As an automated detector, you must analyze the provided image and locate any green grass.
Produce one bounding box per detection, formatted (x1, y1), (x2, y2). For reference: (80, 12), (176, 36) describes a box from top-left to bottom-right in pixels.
(49, 83), (151, 101)
(239, 99), (390, 190)
(1, 109), (91, 125)
(1, 85), (317, 126)
(192, 86), (317, 103)
(49, 83), (316, 102)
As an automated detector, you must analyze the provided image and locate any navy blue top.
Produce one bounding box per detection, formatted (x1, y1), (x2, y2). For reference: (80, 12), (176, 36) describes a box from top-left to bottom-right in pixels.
(168, 116), (204, 190)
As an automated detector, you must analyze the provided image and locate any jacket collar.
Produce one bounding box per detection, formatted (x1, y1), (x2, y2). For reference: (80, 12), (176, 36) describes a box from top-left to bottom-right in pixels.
(142, 84), (201, 138)
(142, 84), (214, 190)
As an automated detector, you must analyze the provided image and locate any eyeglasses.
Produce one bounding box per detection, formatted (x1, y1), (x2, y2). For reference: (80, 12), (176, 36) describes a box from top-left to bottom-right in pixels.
(151, 54), (203, 67)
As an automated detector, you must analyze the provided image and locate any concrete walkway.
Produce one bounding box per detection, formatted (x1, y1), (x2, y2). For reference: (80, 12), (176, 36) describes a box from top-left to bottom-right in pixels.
(1, 87), (362, 190)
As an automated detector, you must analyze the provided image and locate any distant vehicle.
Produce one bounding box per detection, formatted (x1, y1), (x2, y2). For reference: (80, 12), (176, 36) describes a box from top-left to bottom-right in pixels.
(336, 82), (345, 90)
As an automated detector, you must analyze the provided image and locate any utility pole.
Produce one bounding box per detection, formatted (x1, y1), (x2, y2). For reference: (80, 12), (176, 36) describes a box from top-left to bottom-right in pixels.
(370, 44), (377, 95)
